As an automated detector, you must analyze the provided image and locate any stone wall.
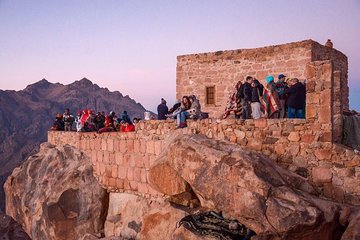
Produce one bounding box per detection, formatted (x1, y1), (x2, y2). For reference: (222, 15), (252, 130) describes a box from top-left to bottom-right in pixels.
(176, 39), (348, 121)
(48, 117), (360, 205)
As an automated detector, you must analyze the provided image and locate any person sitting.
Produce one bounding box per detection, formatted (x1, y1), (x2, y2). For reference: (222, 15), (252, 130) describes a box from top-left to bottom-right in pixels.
(120, 111), (132, 124)
(178, 95), (201, 128)
(63, 108), (75, 131)
(108, 111), (118, 127)
(119, 120), (135, 132)
(51, 113), (64, 131)
(85, 110), (96, 131)
(262, 76), (281, 119)
(132, 118), (140, 124)
(75, 110), (82, 132)
(168, 100), (181, 115)
(166, 96), (191, 123)
(157, 98), (169, 120)
(283, 78), (306, 118)
(98, 115), (115, 133)
(95, 111), (105, 131)
(250, 79), (264, 119)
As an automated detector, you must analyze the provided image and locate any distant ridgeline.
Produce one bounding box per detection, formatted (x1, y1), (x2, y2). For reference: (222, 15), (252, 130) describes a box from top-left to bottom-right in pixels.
(0, 78), (148, 211)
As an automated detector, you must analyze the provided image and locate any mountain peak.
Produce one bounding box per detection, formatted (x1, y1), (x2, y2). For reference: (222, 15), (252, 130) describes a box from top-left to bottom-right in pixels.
(24, 78), (51, 91)
(72, 78), (93, 87)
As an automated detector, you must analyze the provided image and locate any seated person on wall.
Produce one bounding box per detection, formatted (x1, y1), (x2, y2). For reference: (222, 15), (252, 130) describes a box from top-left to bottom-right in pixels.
(262, 76), (281, 119)
(274, 74), (289, 118)
(132, 117), (140, 124)
(119, 120), (135, 132)
(178, 95), (201, 128)
(120, 111), (132, 124)
(95, 111), (106, 131)
(75, 110), (83, 132)
(166, 96), (191, 127)
(250, 79), (264, 120)
(166, 99), (181, 119)
(238, 76), (253, 119)
(283, 78), (306, 119)
(98, 115), (116, 133)
(157, 98), (169, 120)
(85, 110), (97, 132)
(223, 81), (242, 119)
(51, 113), (64, 131)
(63, 108), (75, 131)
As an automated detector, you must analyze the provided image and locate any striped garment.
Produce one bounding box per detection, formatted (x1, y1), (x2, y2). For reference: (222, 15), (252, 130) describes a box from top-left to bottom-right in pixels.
(261, 83), (281, 118)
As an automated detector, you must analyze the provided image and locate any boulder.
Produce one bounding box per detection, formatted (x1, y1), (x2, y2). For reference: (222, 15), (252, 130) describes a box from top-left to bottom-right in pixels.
(149, 134), (360, 239)
(104, 192), (207, 240)
(4, 143), (108, 240)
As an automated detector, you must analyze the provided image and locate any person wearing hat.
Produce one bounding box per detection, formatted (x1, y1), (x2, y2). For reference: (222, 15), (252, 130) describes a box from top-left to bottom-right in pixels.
(157, 98), (169, 120)
(262, 76), (281, 118)
(275, 74), (289, 118)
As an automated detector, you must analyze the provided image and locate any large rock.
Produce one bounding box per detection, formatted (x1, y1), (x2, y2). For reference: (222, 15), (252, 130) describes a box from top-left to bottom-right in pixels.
(0, 213), (31, 240)
(104, 192), (208, 240)
(149, 134), (360, 240)
(4, 143), (108, 240)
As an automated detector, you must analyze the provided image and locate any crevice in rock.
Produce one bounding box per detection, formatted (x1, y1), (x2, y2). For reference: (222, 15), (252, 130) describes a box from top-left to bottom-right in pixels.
(99, 190), (110, 238)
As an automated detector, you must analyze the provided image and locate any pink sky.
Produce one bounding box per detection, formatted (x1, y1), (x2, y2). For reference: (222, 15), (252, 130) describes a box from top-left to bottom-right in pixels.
(0, 0), (359, 111)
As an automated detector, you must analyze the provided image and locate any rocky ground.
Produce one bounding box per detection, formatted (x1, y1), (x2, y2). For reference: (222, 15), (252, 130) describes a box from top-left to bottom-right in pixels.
(3, 134), (360, 239)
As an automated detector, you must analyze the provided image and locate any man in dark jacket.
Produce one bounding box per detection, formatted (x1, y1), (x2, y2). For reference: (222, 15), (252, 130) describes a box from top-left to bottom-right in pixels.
(275, 74), (289, 118)
(283, 78), (306, 118)
(237, 76), (252, 119)
(157, 98), (168, 120)
(250, 79), (264, 119)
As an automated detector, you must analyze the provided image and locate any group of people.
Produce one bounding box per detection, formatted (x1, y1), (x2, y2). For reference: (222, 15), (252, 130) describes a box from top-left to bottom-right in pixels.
(223, 74), (306, 120)
(52, 74), (305, 133)
(157, 95), (204, 128)
(51, 109), (136, 133)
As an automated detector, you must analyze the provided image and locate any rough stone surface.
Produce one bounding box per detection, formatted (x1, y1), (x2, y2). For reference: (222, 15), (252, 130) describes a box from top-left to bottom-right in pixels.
(150, 134), (360, 239)
(4, 143), (108, 240)
(104, 192), (205, 240)
(148, 156), (190, 196)
(47, 117), (360, 206)
(0, 213), (31, 240)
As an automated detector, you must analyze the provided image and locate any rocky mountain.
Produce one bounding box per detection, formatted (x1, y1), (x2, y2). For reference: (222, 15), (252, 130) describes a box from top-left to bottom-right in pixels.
(0, 78), (148, 211)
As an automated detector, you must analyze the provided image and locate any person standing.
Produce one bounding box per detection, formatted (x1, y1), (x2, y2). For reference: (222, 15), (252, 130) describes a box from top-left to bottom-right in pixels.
(157, 98), (169, 120)
(262, 76), (281, 119)
(250, 79), (264, 119)
(238, 76), (252, 119)
(63, 108), (74, 131)
(275, 74), (289, 118)
(283, 78), (306, 118)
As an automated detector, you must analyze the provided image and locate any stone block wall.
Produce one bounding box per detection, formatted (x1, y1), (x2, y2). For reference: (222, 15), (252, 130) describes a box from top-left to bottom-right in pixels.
(311, 41), (348, 111)
(176, 39), (348, 122)
(176, 40), (313, 118)
(48, 117), (360, 205)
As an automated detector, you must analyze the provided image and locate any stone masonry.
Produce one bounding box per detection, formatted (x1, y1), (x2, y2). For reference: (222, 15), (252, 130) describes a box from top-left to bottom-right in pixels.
(47, 40), (358, 206)
(48, 117), (360, 205)
(176, 39), (348, 132)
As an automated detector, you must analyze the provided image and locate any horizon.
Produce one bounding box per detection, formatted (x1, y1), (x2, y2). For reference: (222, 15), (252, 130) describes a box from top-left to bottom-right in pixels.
(0, 0), (359, 111)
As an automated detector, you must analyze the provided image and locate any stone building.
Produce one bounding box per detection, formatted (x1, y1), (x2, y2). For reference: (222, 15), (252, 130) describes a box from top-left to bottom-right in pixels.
(176, 39), (348, 130)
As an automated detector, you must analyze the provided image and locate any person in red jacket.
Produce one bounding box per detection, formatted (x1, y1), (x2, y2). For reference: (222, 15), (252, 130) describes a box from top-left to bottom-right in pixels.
(119, 120), (135, 132)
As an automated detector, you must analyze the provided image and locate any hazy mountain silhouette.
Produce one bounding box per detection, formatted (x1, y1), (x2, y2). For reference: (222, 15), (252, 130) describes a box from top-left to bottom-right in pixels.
(0, 78), (148, 211)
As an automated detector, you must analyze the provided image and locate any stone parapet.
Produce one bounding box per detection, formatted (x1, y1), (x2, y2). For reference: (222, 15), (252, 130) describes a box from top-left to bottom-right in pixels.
(48, 117), (360, 205)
